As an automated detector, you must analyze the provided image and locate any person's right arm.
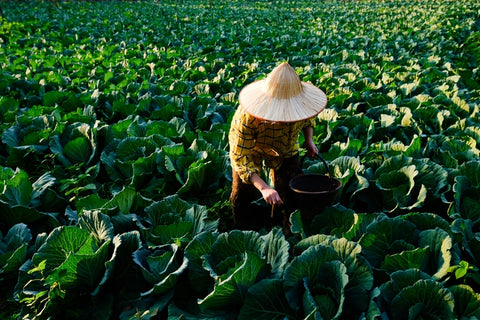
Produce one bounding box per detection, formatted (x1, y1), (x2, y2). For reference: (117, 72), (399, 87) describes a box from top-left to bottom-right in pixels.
(250, 173), (283, 205)
(229, 110), (283, 205)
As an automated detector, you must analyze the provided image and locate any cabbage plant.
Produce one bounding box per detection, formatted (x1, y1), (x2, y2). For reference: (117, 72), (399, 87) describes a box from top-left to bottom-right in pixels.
(0, 167), (62, 233)
(138, 195), (218, 248)
(14, 211), (141, 319)
(0, 223), (31, 305)
(238, 234), (374, 319)
(172, 228), (290, 318)
(0, 0), (479, 318)
(376, 269), (480, 319)
(358, 215), (459, 280)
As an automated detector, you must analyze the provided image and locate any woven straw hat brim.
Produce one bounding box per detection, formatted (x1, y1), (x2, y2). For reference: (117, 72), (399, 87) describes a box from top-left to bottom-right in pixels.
(239, 80), (328, 122)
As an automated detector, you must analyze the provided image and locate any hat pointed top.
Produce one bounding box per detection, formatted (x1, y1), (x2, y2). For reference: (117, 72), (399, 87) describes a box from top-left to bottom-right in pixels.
(264, 62), (303, 99)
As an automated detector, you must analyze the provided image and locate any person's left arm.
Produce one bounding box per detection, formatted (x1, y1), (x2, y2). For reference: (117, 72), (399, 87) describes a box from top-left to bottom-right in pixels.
(302, 119), (318, 157)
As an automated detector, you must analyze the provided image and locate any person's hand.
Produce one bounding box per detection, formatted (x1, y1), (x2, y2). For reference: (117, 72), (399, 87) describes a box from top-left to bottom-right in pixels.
(260, 187), (284, 206)
(304, 140), (319, 158)
(250, 173), (284, 205)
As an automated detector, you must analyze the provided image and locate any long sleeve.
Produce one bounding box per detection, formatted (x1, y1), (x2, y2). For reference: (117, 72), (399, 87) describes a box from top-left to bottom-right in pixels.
(228, 108), (261, 183)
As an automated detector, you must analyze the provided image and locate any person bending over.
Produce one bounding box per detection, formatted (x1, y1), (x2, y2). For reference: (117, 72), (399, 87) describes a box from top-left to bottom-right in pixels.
(228, 62), (328, 232)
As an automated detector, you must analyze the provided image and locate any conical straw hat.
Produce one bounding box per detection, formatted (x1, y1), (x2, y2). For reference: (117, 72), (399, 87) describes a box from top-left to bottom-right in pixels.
(238, 62), (327, 122)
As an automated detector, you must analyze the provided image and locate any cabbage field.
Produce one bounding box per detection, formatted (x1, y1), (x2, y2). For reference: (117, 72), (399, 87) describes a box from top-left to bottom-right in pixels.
(1, 0), (480, 319)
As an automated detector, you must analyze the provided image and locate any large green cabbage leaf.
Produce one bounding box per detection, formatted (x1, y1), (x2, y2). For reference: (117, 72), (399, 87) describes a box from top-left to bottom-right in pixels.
(391, 280), (454, 319)
(378, 269), (456, 318)
(196, 229), (289, 313)
(417, 228), (455, 280)
(15, 222), (116, 318)
(31, 226), (110, 289)
(402, 212), (451, 234)
(184, 230), (219, 293)
(295, 235), (374, 317)
(359, 215), (417, 268)
(451, 161), (480, 225)
(449, 284), (480, 319)
(1, 114), (55, 168)
(199, 252), (269, 310)
(140, 195), (218, 247)
(306, 205), (357, 238)
(164, 138), (229, 195)
(374, 156), (426, 212)
(450, 218), (480, 265)
(49, 122), (98, 167)
(0, 168), (60, 232)
(133, 243), (188, 296)
(100, 136), (160, 184)
(284, 244), (347, 319)
(0, 223), (31, 276)
(238, 279), (297, 320)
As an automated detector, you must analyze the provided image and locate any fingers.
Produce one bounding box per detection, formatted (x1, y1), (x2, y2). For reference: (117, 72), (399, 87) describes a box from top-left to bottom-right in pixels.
(267, 194), (283, 206)
(261, 188), (284, 205)
(304, 141), (319, 157)
(307, 149), (318, 158)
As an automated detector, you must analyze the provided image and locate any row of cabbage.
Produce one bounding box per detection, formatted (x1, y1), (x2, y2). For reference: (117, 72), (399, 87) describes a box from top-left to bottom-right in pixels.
(3, 206), (479, 319)
(0, 0), (480, 319)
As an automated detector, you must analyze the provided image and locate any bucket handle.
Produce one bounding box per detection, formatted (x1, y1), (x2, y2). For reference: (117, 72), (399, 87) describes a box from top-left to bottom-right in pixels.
(301, 152), (335, 188)
(314, 153), (333, 182)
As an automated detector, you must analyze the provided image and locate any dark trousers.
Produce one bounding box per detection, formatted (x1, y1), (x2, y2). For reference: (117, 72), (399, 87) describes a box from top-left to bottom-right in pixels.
(229, 155), (302, 232)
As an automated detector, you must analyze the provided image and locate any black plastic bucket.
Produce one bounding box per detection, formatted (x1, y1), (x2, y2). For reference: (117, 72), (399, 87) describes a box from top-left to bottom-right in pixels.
(289, 154), (342, 219)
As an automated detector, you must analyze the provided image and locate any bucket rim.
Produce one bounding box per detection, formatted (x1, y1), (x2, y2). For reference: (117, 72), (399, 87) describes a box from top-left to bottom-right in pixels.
(289, 173), (342, 195)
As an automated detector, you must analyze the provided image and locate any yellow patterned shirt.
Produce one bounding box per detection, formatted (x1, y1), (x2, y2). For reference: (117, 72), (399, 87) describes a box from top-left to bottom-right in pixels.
(228, 107), (316, 183)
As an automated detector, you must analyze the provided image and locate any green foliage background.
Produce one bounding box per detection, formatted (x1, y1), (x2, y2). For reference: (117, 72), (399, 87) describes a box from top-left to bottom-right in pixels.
(0, 0), (480, 319)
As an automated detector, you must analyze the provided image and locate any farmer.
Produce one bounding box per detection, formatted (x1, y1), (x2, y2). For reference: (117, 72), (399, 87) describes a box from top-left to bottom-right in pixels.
(228, 62), (328, 232)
